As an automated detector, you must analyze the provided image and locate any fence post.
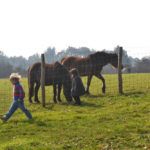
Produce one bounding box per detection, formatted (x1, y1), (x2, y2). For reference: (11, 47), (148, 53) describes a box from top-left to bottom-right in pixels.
(118, 46), (123, 94)
(41, 54), (46, 107)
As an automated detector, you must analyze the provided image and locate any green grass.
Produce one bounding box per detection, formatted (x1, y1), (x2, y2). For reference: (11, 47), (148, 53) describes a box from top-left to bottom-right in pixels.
(0, 74), (150, 150)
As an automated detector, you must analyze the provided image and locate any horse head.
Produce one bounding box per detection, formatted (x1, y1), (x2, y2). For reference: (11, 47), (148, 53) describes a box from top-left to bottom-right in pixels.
(54, 62), (72, 102)
(109, 53), (123, 69)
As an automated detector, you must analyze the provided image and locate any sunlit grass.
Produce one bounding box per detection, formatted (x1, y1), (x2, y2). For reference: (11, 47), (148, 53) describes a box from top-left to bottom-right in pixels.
(0, 73), (150, 149)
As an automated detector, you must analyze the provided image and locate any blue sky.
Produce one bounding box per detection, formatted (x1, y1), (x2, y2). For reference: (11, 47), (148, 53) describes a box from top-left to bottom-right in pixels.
(0, 0), (150, 58)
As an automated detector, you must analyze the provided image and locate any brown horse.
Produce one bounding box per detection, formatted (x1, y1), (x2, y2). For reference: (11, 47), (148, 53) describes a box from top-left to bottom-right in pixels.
(28, 61), (72, 103)
(61, 51), (122, 94)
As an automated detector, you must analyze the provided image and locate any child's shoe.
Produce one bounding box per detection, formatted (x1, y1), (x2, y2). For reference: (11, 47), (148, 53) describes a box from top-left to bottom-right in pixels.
(0, 115), (7, 123)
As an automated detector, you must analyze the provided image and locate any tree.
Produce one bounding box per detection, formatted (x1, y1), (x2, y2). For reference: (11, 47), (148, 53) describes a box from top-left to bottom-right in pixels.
(65, 46), (94, 57)
(9, 56), (28, 70)
(114, 46), (132, 67)
(28, 54), (41, 66)
(56, 51), (66, 61)
(0, 52), (12, 77)
(44, 47), (56, 63)
(134, 57), (150, 73)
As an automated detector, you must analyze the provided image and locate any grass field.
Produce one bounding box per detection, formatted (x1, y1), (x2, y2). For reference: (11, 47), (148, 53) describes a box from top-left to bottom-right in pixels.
(0, 73), (150, 150)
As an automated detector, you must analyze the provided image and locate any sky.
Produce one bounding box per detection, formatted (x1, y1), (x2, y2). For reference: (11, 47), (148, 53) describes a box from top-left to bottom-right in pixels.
(0, 0), (150, 58)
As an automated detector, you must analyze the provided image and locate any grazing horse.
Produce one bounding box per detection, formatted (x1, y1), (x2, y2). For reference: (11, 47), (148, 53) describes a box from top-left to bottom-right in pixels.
(28, 61), (72, 103)
(61, 51), (122, 94)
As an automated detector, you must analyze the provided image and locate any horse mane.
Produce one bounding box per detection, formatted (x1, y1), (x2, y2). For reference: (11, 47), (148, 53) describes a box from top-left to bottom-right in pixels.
(88, 51), (117, 59)
(54, 61), (70, 77)
(88, 51), (106, 61)
(89, 51), (112, 57)
(54, 61), (62, 68)
(87, 51), (118, 64)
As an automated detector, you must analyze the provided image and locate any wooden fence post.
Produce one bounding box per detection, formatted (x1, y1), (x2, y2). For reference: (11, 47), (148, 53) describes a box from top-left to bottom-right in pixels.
(118, 46), (123, 94)
(41, 54), (46, 107)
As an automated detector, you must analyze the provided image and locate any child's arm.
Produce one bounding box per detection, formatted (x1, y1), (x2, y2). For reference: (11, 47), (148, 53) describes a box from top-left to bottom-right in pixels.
(18, 85), (25, 100)
(15, 84), (25, 100)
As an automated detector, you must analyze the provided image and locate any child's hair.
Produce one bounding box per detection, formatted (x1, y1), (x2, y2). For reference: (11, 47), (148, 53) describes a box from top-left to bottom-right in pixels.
(10, 77), (19, 82)
(9, 73), (21, 81)
(70, 68), (79, 77)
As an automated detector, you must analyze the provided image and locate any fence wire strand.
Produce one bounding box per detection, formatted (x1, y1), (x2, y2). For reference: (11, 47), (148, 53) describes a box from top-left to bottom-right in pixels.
(0, 51), (150, 113)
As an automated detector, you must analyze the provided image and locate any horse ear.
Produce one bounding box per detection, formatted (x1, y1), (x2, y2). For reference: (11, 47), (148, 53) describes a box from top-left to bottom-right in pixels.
(54, 61), (62, 68)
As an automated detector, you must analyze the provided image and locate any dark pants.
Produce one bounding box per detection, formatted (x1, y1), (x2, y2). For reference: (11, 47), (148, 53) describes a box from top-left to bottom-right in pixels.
(73, 96), (81, 105)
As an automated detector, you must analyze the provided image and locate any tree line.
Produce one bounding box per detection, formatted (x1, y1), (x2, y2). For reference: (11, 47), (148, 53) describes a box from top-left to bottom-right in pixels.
(0, 46), (150, 78)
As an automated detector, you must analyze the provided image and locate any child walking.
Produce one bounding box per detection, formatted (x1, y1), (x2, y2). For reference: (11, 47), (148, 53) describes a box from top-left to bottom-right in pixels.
(70, 68), (85, 105)
(0, 73), (32, 122)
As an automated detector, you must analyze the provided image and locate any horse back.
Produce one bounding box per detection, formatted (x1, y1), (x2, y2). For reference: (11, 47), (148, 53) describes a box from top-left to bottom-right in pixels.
(45, 62), (71, 85)
(61, 56), (91, 76)
(29, 62), (61, 85)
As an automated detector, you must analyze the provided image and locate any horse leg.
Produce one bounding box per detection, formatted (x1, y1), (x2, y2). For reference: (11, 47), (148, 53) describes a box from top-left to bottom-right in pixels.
(34, 82), (40, 103)
(85, 74), (93, 94)
(53, 84), (57, 103)
(57, 83), (62, 102)
(29, 83), (34, 103)
(95, 74), (106, 94)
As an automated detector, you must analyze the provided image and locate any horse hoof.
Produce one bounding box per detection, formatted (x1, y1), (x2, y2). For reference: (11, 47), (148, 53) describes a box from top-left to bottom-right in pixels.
(85, 91), (90, 95)
(58, 99), (62, 102)
(54, 101), (57, 104)
(58, 101), (62, 103)
(29, 100), (33, 104)
(68, 101), (74, 105)
(35, 100), (40, 103)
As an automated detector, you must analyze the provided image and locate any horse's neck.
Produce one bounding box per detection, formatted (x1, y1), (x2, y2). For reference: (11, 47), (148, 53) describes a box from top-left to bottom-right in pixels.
(93, 57), (109, 66)
(101, 55), (111, 66)
(83, 57), (90, 62)
(104, 58), (110, 66)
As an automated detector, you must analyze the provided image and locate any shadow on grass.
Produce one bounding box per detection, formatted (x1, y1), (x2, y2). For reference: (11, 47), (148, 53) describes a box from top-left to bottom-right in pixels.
(21, 117), (48, 127)
(42, 100), (102, 108)
(44, 103), (55, 110)
(84, 93), (102, 98)
(28, 95), (104, 111)
(80, 101), (103, 108)
(122, 91), (146, 97)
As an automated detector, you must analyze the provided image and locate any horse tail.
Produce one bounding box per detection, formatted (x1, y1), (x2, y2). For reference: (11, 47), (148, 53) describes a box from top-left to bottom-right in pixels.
(27, 67), (30, 89)
(28, 66), (34, 100)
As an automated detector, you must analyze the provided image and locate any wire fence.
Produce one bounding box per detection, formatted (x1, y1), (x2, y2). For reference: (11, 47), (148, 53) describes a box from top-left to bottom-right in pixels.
(0, 50), (150, 114)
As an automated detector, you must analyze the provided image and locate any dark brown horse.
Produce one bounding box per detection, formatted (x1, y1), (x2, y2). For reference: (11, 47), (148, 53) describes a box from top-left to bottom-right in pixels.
(61, 51), (122, 94)
(28, 61), (72, 103)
